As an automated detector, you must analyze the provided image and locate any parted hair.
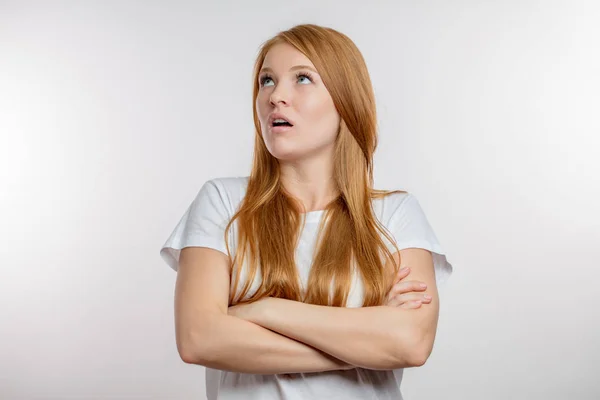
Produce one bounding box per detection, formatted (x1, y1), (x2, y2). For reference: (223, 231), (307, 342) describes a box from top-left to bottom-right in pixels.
(224, 24), (405, 307)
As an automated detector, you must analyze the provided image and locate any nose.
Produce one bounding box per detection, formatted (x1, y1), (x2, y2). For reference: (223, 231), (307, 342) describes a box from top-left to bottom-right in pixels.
(269, 84), (289, 106)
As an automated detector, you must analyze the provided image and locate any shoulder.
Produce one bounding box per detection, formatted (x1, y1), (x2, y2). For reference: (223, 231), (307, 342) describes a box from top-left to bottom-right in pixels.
(198, 175), (250, 214)
(373, 190), (435, 235)
(375, 190), (453, 286)
(381, 190), (413, 205)
(373, 189), (414, 217)
(205, 175), (249, 195)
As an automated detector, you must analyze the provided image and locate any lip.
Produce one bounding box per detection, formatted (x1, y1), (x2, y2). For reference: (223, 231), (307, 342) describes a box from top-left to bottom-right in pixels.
(269, 124), (294, 134)
(268, 112), (294, 127)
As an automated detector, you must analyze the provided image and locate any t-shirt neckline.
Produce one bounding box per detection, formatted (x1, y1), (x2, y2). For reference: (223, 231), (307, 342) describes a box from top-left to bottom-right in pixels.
(302, 209), (325, 223)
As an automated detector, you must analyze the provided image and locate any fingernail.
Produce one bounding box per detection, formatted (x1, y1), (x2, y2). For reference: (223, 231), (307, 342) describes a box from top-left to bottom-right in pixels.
(420, 283), (427, 288)
(424, 294), (432, 299)
(400, 267), (410, 272)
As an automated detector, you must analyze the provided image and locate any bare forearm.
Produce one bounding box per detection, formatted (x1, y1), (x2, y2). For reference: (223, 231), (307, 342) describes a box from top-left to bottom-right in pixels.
(185, 313), (353, 374)
(253, 298), (425, 370)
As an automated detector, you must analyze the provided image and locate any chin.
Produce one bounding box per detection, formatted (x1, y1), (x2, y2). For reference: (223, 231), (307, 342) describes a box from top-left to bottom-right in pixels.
(264, 140), (297, 159)
(269, 150), (301, 162)
(268, 146), (310, 162)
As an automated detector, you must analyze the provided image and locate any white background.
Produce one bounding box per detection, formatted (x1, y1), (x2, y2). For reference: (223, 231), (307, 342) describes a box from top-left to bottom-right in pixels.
(1, 1), (599, 399)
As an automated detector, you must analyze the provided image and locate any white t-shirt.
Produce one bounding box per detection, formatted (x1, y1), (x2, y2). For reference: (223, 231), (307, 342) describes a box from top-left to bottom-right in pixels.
(160, 176), (453, 400)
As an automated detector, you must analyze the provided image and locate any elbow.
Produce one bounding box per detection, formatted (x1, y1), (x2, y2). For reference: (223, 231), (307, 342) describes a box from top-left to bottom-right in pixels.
(176, 312), (225, 365)
(176, 328), (212, 365)
(179, 350), (196, 365)
(407, 344), (432, 367)
(178, 343), (200, 365)
(393, 329), (435, 368)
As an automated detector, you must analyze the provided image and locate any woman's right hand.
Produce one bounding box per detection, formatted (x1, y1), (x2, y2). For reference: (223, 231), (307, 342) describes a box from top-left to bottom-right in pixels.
(385, 266), (431, 309)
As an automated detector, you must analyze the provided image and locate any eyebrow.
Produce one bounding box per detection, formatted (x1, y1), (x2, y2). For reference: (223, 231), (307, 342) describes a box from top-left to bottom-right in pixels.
(259, 65), (318, 75)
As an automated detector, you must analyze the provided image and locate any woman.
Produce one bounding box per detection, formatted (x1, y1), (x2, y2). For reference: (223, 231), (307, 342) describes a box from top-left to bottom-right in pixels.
(160, 23), (453, 400)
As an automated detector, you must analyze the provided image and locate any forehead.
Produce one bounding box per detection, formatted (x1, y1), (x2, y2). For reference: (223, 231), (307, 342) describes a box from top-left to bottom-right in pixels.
(262, 42), (315, 71)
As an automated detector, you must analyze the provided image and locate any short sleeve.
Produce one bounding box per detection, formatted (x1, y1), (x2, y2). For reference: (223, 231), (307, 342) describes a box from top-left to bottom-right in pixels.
(386, 193), (453, 287)
(159, 179), (231, 272)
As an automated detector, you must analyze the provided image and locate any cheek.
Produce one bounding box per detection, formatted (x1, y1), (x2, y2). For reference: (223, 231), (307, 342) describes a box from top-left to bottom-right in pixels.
(256, 93), (270, 122)
(302, 97), (339, 136)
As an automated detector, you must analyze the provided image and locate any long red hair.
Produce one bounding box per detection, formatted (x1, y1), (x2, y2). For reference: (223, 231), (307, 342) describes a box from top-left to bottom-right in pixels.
(224, 24), (405, 307)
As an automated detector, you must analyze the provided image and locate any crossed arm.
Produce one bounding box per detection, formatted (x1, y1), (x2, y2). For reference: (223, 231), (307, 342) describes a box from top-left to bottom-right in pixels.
(175, 247), (440, 374)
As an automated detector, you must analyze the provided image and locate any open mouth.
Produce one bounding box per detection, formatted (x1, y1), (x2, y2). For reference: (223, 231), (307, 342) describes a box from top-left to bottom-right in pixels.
(272, 119), (293, 127)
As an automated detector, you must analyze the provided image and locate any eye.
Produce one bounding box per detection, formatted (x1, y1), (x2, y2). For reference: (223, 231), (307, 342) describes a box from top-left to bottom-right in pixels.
(296, 72), (313, 84)
(259, 74), (274, 87)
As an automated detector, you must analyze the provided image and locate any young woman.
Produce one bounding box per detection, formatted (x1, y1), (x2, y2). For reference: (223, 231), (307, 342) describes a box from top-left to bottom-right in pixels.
(160, 23), (453, 400)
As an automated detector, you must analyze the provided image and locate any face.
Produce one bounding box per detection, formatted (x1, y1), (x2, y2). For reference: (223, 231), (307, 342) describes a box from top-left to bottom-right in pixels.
(256, 43), (340, 162)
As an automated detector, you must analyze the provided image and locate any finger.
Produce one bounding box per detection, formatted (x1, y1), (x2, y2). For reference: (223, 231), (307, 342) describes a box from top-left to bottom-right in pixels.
(390, 281), (427, 293)
(389, 280), (428, 296)
(394, 293), (432, 305)
(386, 297), (400, 307)
(399, 300), (422, 309)
(391, 268), (410, 286)
(386, 290), (401, 304)
(394, 266), (411, 284)
(386, 291), (431, 307)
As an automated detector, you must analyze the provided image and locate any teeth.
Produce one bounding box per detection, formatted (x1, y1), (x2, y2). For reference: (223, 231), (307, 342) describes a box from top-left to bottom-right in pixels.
(273, 118), (287, 123)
